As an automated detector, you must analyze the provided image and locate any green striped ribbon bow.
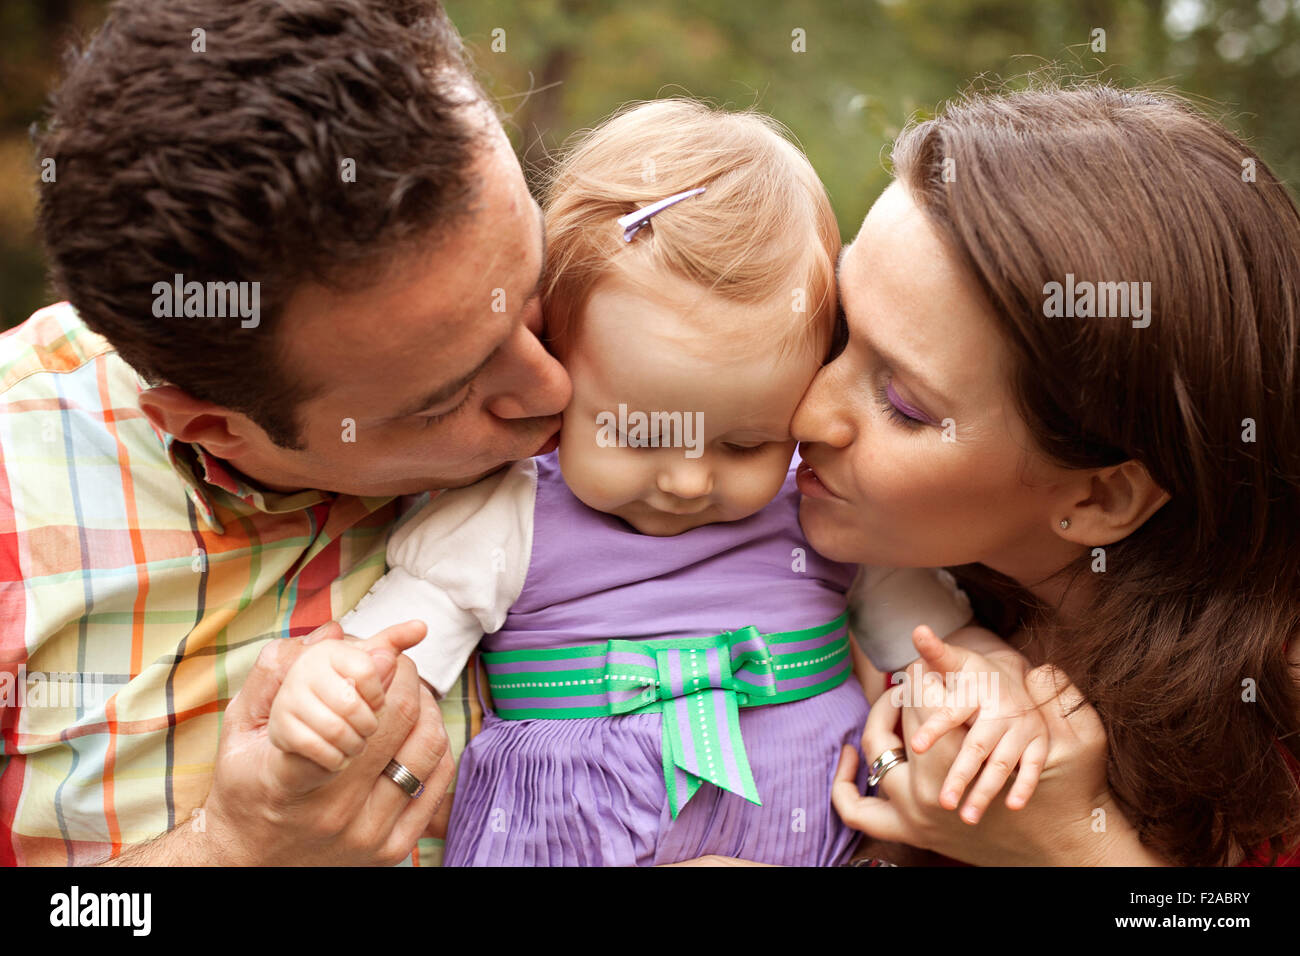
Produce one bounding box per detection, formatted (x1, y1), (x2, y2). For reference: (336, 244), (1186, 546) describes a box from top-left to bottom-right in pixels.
(482, 612), (851, 819)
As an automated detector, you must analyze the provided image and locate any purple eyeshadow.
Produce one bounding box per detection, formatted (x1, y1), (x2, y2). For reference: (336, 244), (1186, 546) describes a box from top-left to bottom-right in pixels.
(886, 381), (934, 424)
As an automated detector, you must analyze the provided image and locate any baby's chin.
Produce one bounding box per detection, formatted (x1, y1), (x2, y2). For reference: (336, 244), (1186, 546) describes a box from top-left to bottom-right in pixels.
(561, 473), (762, 536)
(612, 501), (755, 537)
(620, 510), (713, 537)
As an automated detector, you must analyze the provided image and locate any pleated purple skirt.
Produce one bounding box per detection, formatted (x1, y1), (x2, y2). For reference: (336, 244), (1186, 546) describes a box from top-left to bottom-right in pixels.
(443, 677), (872, 866)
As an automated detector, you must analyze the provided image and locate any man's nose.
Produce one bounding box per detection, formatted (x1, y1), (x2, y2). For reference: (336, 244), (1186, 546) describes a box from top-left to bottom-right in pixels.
(484, 311), (572, 420)
(656, 459), (713, 499)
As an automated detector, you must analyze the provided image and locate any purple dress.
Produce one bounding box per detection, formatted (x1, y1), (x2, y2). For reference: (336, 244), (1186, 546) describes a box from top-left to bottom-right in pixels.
(443, 453), (872, 866)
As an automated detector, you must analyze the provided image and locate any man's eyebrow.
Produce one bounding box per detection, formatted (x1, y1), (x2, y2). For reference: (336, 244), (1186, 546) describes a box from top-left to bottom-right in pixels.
(393, 201), (548, 420)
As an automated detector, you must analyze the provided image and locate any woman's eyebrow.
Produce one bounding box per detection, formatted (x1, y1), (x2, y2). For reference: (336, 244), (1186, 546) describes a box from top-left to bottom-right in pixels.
(835, 242), (955, 410)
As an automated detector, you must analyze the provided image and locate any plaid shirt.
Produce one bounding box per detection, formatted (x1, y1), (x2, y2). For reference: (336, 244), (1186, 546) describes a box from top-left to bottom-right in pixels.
(0, 303), (479, 866)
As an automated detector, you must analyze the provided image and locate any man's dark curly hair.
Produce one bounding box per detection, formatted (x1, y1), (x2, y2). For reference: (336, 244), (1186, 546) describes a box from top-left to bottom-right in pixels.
(34, 0), (488, 448)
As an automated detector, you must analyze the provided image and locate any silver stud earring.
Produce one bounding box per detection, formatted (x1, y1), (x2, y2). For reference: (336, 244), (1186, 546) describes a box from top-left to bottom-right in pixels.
(1059, 518), (1071, 530)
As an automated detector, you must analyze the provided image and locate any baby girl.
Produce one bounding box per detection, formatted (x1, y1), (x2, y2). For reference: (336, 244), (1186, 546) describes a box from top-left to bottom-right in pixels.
(270, 100), (1032, 865)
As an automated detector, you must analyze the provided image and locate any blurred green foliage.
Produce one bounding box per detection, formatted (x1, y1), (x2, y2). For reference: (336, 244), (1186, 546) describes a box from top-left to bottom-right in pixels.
(2, 0), (1297, 329)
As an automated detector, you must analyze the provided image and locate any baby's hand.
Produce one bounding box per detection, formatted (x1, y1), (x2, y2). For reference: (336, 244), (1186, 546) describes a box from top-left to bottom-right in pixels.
(894, 625), (1049, 824)
(267, 621), (426, 788)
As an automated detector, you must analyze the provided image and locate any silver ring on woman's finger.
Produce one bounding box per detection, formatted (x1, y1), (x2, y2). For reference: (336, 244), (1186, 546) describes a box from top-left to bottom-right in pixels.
(381, 758), (426, 798)
(867, 747), (906, 788)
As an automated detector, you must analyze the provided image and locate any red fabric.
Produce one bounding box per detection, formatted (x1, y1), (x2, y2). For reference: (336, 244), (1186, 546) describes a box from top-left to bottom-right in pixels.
(1237, 742), (1300, 867)
(1239, 842), (1300, 867)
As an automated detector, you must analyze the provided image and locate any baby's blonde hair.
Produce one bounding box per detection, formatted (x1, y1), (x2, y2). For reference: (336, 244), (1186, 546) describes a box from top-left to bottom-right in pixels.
(542, 99), (841, 358)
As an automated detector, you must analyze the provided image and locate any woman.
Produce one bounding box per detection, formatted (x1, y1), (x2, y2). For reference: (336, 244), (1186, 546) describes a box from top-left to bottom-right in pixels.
(793, 81), (1300, 867)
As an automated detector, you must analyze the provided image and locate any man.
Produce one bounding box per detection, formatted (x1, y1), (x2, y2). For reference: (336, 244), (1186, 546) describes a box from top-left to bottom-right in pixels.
(0, 0), (570, 864)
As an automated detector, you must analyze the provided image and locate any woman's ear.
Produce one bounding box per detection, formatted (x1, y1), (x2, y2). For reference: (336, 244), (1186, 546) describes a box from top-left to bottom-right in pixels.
(1057, 460), (1170, 546)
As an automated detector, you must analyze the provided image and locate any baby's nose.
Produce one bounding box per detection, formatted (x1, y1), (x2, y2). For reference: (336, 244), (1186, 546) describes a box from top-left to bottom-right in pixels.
(656, 461), (713, 499)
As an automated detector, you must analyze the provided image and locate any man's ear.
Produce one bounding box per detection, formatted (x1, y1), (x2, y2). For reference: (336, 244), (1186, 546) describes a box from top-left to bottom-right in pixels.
(138, 385), (256, 458)
(1056, 460), (1171, 546)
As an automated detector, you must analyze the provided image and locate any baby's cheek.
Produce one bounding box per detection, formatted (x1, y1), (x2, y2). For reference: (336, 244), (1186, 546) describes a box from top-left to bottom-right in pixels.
(596, 453), (645, 501)
(726, 446), (797, 515)
(561, 441), (635, 506)
(556, 434), (600, 499)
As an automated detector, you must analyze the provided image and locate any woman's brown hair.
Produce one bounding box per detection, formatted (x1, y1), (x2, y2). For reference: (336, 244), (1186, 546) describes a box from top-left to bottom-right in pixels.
(892, 80), (1300, 866)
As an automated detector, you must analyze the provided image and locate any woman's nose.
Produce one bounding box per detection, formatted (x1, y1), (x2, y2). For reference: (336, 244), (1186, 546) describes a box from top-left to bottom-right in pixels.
(656, 459), (713, 499)
(791, 363), (854, 448)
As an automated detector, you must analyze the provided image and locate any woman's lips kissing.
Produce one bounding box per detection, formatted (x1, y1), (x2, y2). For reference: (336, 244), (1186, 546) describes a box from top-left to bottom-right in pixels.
(795, 460), (841, 500)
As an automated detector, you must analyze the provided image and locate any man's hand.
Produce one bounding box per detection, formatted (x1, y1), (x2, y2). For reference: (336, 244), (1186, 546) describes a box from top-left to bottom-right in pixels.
(267, 624), (424, 792)
(106, 618), (454, 866)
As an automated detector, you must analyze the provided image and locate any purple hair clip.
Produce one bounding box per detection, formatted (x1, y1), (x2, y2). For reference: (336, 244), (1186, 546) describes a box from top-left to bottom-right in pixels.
(617, 186), (706, 242)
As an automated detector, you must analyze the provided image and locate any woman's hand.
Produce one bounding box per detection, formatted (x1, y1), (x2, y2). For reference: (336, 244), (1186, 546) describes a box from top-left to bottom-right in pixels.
(905, 625), (1049, 822)
(832, 659), (1165, 865)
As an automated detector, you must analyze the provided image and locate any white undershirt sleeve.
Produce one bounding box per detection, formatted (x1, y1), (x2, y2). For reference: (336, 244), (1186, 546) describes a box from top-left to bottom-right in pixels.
(339, 459), (537, 697)
(847, 566), (975, 673)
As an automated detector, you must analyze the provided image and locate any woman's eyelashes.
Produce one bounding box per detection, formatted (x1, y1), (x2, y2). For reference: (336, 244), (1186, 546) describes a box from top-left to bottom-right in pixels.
(877, 380), (932, 428)
(830, 306), (936, 429)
